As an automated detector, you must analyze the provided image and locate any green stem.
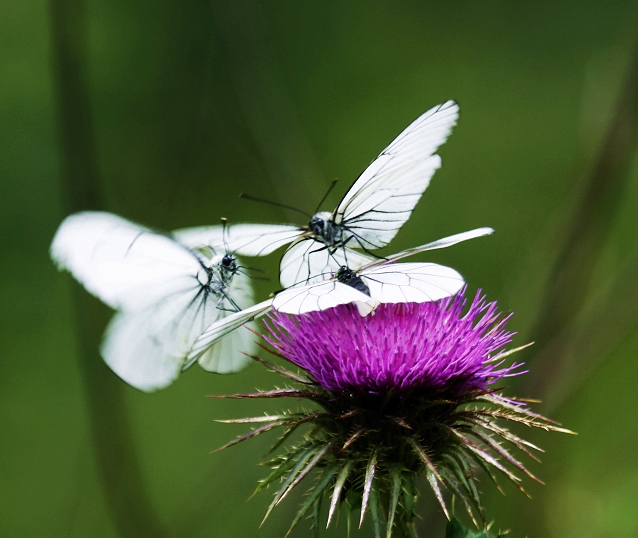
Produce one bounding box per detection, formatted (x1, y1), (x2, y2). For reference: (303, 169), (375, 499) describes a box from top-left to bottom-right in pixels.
(527, 39), (638, 406)
(401, 519), (420, 538)
(49, 0), (166, 535)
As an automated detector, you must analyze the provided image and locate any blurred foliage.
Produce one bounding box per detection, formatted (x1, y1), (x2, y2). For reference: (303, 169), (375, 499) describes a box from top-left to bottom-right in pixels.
(2, 0), (638, 536)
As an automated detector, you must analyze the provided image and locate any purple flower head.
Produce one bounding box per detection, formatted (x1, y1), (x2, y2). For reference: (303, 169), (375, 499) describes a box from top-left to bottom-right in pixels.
(218, 288), (571, 535)
(264, 289), (521, 396)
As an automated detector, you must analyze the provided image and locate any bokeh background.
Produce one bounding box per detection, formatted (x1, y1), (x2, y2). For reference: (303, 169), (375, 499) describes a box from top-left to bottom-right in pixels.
(3, 1), (638, 536)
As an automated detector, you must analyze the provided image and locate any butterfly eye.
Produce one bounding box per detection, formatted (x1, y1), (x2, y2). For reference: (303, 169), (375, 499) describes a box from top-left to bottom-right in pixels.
(309, 216), (324, 235)
(222, 254), (235, 268)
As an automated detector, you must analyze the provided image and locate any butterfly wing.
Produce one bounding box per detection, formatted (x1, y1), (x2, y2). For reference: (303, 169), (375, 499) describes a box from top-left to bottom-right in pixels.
(272, 279), (378, 315)
(368, 227), (495, 267)
(187, 299), (274, 365)
(52, 211), (257, 390)
(173, 223), (301, 257)
(101, 259), (256, 391)
(51, 211), (202, 311)
(279, 239), (373, 288)
(196, 263), (257, 373)
(101, 289), (217, 391)
(361, 262), (465, 304)
(333, 101), (460, 250)
(195, 315), (257, 373)
(275, 262), (463, 318)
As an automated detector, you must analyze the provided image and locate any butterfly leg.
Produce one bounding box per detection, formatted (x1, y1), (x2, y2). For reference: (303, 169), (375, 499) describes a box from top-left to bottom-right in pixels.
(302, 242), (335, 283)
(350, 234), (387, 261)
(236, 267), (269, 281)
(216, 290), (242, 313)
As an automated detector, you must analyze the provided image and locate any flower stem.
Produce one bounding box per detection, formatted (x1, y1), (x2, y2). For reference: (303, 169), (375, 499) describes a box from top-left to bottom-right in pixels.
(50, 0), (166, 534)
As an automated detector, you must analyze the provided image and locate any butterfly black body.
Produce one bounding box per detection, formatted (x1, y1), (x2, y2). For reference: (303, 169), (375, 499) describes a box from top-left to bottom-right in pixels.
(193, 251), (241, 313)
(336, 266), (370, 296)
(306, 211), (345, 251)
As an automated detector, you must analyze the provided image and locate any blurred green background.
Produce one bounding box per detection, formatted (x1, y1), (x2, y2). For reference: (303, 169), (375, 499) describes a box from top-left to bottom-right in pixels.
(3, 0), (638, 536)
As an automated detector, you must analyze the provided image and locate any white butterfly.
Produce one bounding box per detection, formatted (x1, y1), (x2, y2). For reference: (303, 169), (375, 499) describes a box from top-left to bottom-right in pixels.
(50, 211), (257, 392)
(272, 228), (494, 316)
(186, 227), (494, 363)
(173, 100), (460, 288)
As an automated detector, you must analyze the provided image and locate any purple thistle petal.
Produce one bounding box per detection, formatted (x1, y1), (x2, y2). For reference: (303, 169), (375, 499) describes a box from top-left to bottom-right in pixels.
(264, 289), (522, 395)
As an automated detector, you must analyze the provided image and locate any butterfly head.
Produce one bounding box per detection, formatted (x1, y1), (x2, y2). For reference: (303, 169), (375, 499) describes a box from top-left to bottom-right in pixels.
(308, 211), (335, 243)
(220, 253), (238, 276)
(336, 266), (354, 282)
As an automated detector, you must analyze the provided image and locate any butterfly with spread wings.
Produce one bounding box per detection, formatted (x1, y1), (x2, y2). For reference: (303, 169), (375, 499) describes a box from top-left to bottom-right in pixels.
(173, 100), (460, 288)
(186, 227), (494, 363)
(50, 211), (257, 392)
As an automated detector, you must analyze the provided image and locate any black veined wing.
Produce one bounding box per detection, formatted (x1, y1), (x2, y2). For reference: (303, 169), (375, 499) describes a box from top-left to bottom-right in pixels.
(271, 262), (462, 317)
(186, 299), (274, 366)
(50, 211), (257, 392)
(272, 227), (493, 316)
(279, 100), (460, 286)
(173, 223), (301, 257)
(333, 100), (460, 250)
(272, 277), (379, 317)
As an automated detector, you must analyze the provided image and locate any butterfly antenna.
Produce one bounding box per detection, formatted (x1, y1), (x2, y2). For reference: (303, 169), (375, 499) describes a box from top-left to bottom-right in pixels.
(239, 193), (311, 219)
(238, 265), (266, 273)
(238, 268), (270, 281)
(237, 264), (269, 280)
(220, 217), (230, 253)
(314, 179), (338, 214)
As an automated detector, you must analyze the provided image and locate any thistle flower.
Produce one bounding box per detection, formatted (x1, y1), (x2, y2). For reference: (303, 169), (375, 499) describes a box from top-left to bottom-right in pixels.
(215, 290), (572, 537)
